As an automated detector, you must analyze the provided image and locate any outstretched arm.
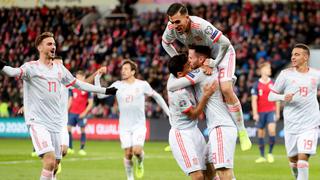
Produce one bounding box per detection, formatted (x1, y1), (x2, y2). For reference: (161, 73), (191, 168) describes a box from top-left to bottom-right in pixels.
(73, 79), (117, 95)
(94, 74), (110, 99)
(161, 40), (178, 57)
(150, 91), (170, 117)
(1, 60), (22, 77)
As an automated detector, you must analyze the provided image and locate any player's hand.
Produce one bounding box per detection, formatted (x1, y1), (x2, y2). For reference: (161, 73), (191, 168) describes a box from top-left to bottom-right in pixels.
(18, 106), (24, 114)
(284, 93), (294, 102)
(97, 67), (107, 75)
(203, 80), (218, 97)
(201, 65), (213, 75)
(253, 113), (259, 121)
(105, 87), (117, 95)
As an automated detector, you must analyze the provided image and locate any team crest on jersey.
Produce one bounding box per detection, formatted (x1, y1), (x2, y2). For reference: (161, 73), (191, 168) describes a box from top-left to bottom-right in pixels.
(179, 100), (187, 107)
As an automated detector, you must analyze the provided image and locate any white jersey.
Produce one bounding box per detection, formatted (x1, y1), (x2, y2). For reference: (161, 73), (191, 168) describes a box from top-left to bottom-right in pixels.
(21, 60), (76, 132)
(162, 16), (221, 58)
(167, 69), (235, 129)
(61, 85), (69, 125)
(271, 67), (320, 134)
(168, 87), (198, 130)
(110, 79), (155, 131)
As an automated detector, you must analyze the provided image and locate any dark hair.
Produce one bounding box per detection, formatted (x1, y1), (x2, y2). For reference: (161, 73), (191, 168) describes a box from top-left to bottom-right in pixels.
(35, 32), (54, 48)
(167, 3), (188, 16)
(294, 43), (310, 57)
(122, 59), (138, 75)
(189, 45), (211, 58)
(168, 54), (188, 77)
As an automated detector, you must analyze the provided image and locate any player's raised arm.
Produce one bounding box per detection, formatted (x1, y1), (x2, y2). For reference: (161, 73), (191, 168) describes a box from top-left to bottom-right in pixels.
(0, 61), (27, 78)
(268, 70), (287, 102)
(94, 73), (115, 99)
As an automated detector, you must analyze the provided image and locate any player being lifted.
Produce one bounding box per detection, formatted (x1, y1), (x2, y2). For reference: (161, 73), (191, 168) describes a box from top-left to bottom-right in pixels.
(0, 32), (117, 180)
(269, 44), (320, 180)
(95, 60), (170, 180)
(162, 3), (251, 151)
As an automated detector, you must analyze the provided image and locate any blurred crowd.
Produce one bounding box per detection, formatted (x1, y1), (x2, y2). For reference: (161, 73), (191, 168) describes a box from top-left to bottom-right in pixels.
(0, 1), (319, 119)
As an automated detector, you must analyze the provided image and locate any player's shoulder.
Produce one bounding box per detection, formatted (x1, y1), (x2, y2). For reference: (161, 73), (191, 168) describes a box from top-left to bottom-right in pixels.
(187, 68), (204, 78)
(280, 67), (295, 75)
(25, 60), (39, 66)
(309, 67), (320, 74)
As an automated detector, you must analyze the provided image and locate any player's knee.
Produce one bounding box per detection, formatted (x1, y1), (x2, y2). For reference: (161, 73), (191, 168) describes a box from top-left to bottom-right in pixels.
(216, 168), (232, 180)
(43, 157), (56, 170)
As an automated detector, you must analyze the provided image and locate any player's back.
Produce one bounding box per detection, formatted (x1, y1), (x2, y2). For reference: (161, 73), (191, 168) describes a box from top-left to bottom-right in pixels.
(191, 69), (235, 129)
(273, 68), (320, 133)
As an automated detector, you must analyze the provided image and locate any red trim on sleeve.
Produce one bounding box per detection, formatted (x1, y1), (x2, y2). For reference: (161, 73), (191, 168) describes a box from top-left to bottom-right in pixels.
(182, 106), (192, 113)
(66, 79), (77, 88)
(162, 38), (174, 45)
(185, 75), (195, 85)
(213, 32), (222, 43)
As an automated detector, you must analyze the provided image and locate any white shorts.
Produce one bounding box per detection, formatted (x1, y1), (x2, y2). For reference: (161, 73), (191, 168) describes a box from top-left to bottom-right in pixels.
(217, 46), (236, 82)
(29, 124), (62, 159)
(208, 126), (237, 169)
(169, 127), (207, 175)
(61, 125), (69, 146)
(205, 142), (213, 164)
(119, 126), (146, 149)
(285, 127), (319, 157)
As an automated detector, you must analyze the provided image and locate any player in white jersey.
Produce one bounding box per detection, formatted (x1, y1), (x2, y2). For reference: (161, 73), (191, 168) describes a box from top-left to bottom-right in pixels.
(162, 3), (251, 151)
(167, 46), (238, 180)
(0, 32), (117, 180)
(94, 59), (170, 180)
(268, 44), (320, 180)
(167, 54), (217, 180)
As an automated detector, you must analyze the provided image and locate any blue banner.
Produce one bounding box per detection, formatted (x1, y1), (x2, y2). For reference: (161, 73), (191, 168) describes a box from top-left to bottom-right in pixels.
(0, 118), (29, 138)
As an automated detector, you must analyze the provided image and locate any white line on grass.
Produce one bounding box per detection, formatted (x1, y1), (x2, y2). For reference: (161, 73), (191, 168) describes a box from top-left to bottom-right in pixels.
(0, 155), (173, 165)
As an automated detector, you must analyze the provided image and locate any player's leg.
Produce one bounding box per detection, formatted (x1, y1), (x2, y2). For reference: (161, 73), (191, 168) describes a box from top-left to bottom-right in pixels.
(120, 130), (134, 180)
(255, 113), (266, 163)
(204, 143), (217, 180)
(209, 126), (237, 180)
(78, 117), (87, 156)
(266, 112), (276, 163)
(296, 128), (318, 180)
(132, 126), (147, 178)
(51, 131), (63, 179)
(29, 124), (56, 180)
(218, 47), (251, 151)
(189, 170), (204, 180)
(285, 131), (298, 179)
(67, 113), (77, 154)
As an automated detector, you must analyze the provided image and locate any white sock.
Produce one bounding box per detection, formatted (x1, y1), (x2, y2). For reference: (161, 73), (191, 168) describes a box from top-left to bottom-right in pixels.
(297, 160), (309, 180)
(227, 101), (246, 131)
(136, 151), (144, 164)
(123, 158), (134, 180)
(40, 169), (53, 180)
(289, 162), (298, 179)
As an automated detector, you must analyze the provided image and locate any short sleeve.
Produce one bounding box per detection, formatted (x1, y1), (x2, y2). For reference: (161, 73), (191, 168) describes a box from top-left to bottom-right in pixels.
(19, 63), (31, 80)
(201, 19), (222, 44)
(272, 71), (286, 94)
(251, 81), (258, 95)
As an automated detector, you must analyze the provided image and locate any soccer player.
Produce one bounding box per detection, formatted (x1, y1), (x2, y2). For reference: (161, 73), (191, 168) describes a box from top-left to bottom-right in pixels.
(95, 59), (170, 180)
(251, 62), (280, 163)
(67, 70), (94, 156)
(162, 3), (251, 151)
(167, 54), (217, 180)
(0, 32), (117, 180)
(268, 44), (320, 180)
(167, 46), (238, 180)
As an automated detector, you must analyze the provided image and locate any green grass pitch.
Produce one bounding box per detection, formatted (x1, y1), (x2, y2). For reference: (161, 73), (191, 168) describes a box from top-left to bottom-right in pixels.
(0, 139), (319, 180)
